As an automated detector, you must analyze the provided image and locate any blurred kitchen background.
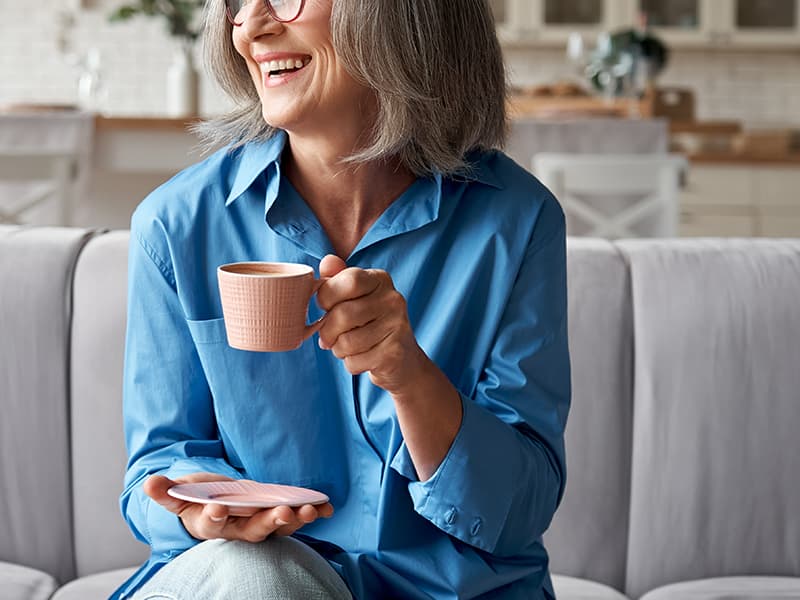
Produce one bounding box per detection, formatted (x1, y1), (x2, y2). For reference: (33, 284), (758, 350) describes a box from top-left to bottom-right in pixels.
(1, 0), (799, 236)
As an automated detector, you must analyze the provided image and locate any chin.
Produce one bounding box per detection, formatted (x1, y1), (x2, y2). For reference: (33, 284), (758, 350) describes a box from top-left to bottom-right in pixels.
(260, 105), (287, 130)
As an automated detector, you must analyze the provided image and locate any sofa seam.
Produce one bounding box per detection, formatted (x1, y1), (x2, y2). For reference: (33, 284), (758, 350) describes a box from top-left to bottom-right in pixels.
(609, 239), (636, 597)
(64, 227), (110, 582)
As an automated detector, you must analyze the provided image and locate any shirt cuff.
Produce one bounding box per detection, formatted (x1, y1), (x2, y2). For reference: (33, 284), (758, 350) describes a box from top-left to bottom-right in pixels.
(389, 393), (515, 553)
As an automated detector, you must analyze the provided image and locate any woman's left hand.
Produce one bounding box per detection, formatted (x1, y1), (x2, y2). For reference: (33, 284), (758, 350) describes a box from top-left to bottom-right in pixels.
(316, 255), (427, 395)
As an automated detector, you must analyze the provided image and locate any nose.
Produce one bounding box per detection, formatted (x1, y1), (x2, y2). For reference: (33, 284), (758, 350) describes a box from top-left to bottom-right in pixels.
(233, 1), (284, 36)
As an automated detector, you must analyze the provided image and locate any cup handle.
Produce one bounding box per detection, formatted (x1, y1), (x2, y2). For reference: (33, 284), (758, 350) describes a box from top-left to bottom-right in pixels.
(302, 277), (328, 341)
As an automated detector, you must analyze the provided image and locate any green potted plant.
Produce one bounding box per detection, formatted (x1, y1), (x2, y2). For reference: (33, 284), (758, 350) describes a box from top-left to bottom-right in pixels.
(109, 0), (203, 43)
(109, 0), (205, 117)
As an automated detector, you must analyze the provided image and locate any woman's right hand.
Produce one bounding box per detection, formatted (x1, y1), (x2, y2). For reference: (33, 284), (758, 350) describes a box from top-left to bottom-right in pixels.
(143, 472), (334, 542)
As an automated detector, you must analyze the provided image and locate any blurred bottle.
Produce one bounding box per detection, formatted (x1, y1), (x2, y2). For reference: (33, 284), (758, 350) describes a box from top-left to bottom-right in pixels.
(166, 43), (199, 118)
(77, 48), (107, 113)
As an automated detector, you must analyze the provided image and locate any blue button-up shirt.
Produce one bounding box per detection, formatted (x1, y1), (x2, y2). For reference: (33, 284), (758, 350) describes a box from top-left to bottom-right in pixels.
(114, 130), (570, 599)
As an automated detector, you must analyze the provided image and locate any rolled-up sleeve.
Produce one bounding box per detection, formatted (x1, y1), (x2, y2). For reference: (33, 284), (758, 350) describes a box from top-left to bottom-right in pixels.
(120, 207), (241, 555)
(391, 196), (570, 557)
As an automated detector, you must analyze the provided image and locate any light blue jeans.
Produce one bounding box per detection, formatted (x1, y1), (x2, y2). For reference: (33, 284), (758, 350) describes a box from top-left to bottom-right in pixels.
(132, 537), (353, 600)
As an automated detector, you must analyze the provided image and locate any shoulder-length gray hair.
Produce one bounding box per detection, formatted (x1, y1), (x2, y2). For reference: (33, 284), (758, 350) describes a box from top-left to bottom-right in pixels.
(197, 0), (507, 177)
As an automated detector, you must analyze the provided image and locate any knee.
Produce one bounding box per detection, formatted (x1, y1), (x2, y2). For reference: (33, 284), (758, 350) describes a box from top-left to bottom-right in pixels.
(205, 537), (349, 599)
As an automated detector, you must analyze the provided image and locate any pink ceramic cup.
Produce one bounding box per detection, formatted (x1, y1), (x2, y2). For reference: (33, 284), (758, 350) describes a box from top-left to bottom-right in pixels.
(217, 262), (324, 352)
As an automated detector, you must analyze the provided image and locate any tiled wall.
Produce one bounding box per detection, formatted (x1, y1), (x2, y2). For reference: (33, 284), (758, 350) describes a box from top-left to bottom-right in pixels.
(1, 2), (798, 127)
(0, 2), (233, 116)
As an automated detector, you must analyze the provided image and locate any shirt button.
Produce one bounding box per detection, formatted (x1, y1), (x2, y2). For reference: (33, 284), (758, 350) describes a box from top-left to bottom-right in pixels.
(445, 507), (457, 525)
(470, 518), (482, 536)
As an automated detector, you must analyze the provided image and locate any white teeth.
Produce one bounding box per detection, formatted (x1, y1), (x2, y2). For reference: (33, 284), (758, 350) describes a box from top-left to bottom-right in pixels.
(260, 57), (309, 76)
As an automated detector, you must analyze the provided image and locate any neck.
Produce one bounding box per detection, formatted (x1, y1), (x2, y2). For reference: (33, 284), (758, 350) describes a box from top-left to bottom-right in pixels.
(282, 131), (416, 259)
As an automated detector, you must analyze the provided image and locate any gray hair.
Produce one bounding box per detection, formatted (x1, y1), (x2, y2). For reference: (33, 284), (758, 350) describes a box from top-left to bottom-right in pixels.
(196, 0), (507, 177)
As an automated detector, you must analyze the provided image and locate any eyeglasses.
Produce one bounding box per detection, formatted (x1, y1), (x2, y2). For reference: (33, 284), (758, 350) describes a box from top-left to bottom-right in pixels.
(225, 0), (305, 26)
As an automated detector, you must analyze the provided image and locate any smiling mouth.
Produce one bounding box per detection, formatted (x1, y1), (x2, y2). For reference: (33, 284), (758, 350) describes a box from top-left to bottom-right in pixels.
(260, 57), (311, 78)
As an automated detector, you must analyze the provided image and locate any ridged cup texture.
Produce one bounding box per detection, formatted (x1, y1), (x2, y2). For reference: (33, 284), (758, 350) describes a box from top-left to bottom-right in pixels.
(218, 263), (315, 352)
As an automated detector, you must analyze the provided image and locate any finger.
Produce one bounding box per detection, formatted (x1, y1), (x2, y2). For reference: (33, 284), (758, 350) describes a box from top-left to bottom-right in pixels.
(342, 332), (407, 378)
(227, 506), (263, 518)
(203, 502), (230, 524)
(237, 504), (299, 531)
(188, 503), (232, 540)
(316, 268), (383, 311)
(271, 505), (300, 528)
(296, 503), (322, 523)
(188, 503), (231, 539)
(229, 506), (298, 542)
(330, 319), (391, 360)
(343, 349), (377, 376)
(319, 299), (383, 351)
(273, 503), (332, 537)
(319, 254), (347, 278)
(316, 502), (334, 519)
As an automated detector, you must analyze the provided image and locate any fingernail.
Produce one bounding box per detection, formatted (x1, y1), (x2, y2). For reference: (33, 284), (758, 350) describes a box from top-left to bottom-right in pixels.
(209, 515), (226, 523)
(275, 518), (290, 526)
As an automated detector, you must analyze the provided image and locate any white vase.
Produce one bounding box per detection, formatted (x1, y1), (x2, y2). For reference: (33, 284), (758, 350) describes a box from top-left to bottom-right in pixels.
(166, 43), (199, 118)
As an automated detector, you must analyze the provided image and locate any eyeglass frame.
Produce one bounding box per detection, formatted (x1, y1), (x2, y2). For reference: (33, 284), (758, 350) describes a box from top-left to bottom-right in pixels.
(225, 0), (306, 26)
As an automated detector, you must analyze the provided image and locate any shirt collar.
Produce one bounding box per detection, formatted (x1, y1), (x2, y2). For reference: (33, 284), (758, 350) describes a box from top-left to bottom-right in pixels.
(461, 149), (504, 190)
(225, 129), (288, 207)
(225, 131), (504, 210)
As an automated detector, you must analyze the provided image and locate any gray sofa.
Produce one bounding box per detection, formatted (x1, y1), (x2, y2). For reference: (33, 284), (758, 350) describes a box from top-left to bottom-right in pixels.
(1, 225), (799, 600)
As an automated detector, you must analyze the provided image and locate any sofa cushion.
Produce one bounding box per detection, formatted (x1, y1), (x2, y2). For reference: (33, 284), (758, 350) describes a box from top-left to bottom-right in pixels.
(639, 576), (800, 600)
(544, 239), (633, 591)
(70, 230), (149, 576)
(51, 567), (138, 600)
(0, 226), (92, 583)
(552, 574), (630, 600)
(618, 239), (800, 599)
(0, 561), (58, 600)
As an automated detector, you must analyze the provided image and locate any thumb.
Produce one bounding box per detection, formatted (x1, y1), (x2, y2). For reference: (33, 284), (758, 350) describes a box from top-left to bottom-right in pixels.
(319, 254), (347, 278)
(143, 474), (186, 513)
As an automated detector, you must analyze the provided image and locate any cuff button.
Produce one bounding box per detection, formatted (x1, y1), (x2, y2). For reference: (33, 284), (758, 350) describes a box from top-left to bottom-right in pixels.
(470, 517), (482, 535)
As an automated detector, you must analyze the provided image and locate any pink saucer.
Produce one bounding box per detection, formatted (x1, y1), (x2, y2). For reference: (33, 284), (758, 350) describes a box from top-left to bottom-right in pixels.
(167, 480), (329, 512)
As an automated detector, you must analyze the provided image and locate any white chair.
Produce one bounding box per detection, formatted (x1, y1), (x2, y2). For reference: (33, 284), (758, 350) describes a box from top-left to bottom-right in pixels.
(0, 152), (77, 225)
(532, 153), (687, 238)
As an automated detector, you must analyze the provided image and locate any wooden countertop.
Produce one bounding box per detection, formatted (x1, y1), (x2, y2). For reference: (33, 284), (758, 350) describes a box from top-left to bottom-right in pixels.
(91, 115), (800, 166)
(508, 95), (644, 119)
(94, 116), (202, 131)
(683, 151), (800, 166)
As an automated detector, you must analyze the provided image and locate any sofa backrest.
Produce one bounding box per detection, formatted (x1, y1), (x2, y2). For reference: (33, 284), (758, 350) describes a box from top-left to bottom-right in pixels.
(64, 232), (638, 589)
(69, 230), (149, 576)
(13, 226), (798, 596)
(618, 239), (800, 599)
(0, 225), (92, 584)
(544, 238), (634, 592)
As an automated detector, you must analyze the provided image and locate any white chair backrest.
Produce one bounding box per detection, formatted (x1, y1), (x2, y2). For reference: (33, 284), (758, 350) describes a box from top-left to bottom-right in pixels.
(532, 153), (687, 239)
(0, 152), (76, 225)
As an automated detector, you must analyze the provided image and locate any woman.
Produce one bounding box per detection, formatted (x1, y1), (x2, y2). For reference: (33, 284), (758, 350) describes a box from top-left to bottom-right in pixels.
(114, 0), (570, 598)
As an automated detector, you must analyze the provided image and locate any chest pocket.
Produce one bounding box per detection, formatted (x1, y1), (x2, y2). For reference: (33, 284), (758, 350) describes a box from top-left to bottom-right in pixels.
(186, 317), (346, 499)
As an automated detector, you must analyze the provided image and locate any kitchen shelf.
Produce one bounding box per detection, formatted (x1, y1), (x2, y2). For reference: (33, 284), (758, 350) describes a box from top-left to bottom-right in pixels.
(94, 116), (201, 132)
